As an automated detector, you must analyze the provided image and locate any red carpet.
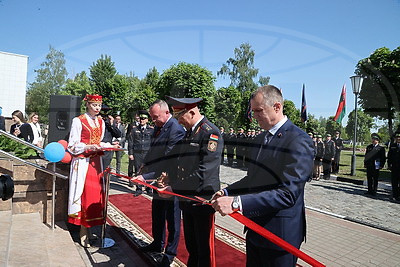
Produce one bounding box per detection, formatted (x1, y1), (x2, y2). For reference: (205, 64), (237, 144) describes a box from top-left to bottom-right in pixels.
(109, 193), (246, 266)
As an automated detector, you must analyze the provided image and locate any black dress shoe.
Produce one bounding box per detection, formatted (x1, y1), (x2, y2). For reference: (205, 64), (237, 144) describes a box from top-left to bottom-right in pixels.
(133, 189), (142, 197)
(140, 243), (162, 253)
(158, 255), (173, 267)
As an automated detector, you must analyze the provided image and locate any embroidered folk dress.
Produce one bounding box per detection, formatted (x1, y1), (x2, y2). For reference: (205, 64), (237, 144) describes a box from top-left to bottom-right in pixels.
(67, 113), (111, 227)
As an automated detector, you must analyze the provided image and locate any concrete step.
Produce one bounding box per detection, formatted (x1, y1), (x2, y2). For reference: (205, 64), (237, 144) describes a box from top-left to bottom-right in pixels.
(3, 212), (85, 266)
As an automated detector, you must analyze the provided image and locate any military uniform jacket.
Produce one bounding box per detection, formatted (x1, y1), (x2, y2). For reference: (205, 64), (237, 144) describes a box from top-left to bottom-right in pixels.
(225, 133), (237, 149)
(236, 132), (247, 151)
(171, 117), (223, 199)
(364, 144), (386, 168)
(127, 125), (154, 155)
(323, 139), (335, 159)
(315, 141), (325, 160)
(387, 143), (400, 169)
(333, 137), (344, 152)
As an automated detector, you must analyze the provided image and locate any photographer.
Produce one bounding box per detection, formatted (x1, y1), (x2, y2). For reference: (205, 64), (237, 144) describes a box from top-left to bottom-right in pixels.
(100, 104), (121, 169)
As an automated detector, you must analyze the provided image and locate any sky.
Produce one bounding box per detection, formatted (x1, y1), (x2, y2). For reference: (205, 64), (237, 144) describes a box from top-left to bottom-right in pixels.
(1, 0), (399, 124)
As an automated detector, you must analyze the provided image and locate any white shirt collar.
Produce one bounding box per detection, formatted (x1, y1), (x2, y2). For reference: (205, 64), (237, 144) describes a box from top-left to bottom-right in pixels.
(191, 115), (204, 131)
(268, 116), (288, 136)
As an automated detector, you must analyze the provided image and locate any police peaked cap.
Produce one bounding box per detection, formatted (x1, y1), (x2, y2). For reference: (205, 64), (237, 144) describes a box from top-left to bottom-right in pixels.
(165, 96), (203, 109)
(371, 133), (381, 140)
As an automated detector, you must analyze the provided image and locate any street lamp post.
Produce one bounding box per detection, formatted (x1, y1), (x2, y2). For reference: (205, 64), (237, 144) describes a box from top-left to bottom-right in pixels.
(350, 75), (364, 176)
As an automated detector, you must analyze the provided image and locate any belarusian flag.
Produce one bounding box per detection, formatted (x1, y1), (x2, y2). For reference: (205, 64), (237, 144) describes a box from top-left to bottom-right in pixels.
(333, 84), (346, 123)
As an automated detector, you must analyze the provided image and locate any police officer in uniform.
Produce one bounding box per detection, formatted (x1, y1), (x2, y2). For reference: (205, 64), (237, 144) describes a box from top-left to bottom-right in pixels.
(219, 126), (226, 164)
(225, 127), (236, 166)
(236, 127), (247, 168)
(322, 133), (335, 179)
(127, 110), (154, 191)
(364, 133), (386, 196)
(332, 130), (344, 174)
(387, 132), (400, 201)
(159, 96), (223, 267)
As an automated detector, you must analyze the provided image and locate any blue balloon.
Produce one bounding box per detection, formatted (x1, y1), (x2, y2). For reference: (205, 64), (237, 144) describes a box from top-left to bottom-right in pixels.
(44, 142), (66, 163)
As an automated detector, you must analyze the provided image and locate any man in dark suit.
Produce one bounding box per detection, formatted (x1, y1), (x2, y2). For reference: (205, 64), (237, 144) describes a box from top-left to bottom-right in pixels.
(132, 100), (185, 266)
(100, 105), (121, 169)
(211, 85), (314, 267)
(364, 133), (386, 196)
(158, 96), (223, 267)
(112, 115), (126, 175)
(387, 132), (400, 201)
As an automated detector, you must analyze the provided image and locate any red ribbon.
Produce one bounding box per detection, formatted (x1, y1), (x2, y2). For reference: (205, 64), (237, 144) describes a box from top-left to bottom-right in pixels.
(106, 170), (325, 267)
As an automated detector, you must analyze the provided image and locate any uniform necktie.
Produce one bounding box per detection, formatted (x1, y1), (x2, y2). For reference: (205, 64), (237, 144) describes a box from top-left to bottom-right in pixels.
(185, 128), (192, 138)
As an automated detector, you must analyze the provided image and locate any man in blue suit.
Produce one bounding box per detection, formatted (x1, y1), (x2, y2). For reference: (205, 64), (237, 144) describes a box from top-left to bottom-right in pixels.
(212, 85), (314, 267)
(132, 99), (185, 267)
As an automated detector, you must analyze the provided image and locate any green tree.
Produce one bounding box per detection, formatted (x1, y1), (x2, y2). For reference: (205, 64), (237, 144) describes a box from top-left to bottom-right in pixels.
(217, 43), (269, 93)
(61, 71), (94, 112)
(121, 76), (158, 121)
(326, 116), (342, 136)
(89, 54), (117, 103)
(304, 114), (324, 135)
(26, 46), (68, 123)
(214, 86), (242, 129)
(345, 109), (374, 144)
(156, 62), (216, 120)
(143, 67), (160, 89)
(355, 46), (400, 137)
(283, 100), (301, 127)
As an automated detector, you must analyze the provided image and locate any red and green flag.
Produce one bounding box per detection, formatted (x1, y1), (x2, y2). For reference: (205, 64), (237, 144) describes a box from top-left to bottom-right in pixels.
(333, 84), (346, 123)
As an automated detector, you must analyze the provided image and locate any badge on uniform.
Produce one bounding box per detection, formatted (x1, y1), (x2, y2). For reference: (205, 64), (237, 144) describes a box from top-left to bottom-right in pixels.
(208, 134), (219, 152)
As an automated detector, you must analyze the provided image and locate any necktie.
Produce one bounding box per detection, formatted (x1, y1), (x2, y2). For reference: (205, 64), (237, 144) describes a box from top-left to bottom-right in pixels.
(265, 131), (273, 144)
(256, 132), (271, 161)
(155, 127), (161, 137)
(185, 128), (192, 138)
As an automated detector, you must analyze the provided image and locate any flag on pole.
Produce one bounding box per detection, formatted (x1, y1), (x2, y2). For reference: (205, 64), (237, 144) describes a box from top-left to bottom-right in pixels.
(301, 84), (307, 122)
(333, 84), (346, 123)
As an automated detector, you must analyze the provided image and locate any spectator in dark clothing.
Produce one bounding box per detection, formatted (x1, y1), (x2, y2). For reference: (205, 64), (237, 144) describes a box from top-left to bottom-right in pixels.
(225, 128), (236, 166)
(387, 132), (400, 201)
(10, 110), (33, 143)
(100, 105), (121, 169)
(127, 110), (154, 192)
(323, 133), (335, 179)
(364, 133), (386, 196)
(332, 131), (344, 174)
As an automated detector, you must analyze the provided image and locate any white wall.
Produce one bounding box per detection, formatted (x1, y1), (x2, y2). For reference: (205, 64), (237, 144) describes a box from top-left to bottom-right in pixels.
(0, 51), (28, 118)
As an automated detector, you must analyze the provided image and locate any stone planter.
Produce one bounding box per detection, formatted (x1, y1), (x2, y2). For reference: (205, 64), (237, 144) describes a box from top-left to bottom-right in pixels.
(0, 158), (69, 223)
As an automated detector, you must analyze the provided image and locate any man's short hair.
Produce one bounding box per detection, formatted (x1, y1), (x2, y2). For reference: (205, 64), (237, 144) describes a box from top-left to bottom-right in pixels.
(150, 99), (169, 111)
(251, 85), (283, 106)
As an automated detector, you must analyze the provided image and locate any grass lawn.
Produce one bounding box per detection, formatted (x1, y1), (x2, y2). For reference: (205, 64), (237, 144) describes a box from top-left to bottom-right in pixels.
(110, 150), (392, 183)
(337, 150), (391, 182)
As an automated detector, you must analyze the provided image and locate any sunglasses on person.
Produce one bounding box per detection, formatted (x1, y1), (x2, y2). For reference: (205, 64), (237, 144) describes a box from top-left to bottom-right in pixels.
(139, 116), (148, 120)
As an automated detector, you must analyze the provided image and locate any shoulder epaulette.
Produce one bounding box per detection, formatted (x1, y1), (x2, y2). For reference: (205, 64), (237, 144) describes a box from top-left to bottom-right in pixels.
(200, 122), (213, 132)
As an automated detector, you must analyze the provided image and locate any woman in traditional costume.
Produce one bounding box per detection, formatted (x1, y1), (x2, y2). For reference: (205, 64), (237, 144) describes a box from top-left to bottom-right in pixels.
(67, 94), (118, 247)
